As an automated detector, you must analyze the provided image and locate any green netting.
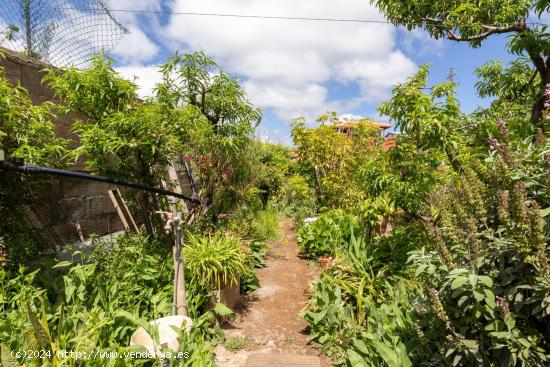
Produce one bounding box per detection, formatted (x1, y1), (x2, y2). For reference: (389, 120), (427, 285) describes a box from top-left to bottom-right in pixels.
(0, 0), (128, 67)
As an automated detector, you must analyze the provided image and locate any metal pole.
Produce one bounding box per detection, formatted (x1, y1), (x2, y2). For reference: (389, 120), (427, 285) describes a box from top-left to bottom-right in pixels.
(170, 198), (187, 316)
(23, 0), (32, 57)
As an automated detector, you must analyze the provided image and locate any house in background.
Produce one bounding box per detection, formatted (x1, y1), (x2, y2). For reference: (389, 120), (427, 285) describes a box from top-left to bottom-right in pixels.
(333, 119), (391, 137)
(333, 118), (397, 150)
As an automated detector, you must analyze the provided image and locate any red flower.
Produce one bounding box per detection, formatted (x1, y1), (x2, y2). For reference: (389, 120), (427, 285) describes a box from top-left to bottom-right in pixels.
(224, 170), (231, 177)
(184, 155), (193, 161)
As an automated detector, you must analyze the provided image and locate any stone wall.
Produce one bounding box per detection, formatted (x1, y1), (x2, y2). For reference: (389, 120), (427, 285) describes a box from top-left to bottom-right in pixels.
(0, 47), (133, 246)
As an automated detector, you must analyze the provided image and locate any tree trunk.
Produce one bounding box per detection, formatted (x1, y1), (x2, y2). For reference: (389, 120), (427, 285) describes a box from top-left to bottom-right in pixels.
(526, 50), (549, 130)
(446, 149), (463, 173)
(138, 192), (154, 236)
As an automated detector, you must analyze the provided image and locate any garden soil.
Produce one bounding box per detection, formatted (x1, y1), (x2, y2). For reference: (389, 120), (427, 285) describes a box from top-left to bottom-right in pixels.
(214, 219), (331, 367)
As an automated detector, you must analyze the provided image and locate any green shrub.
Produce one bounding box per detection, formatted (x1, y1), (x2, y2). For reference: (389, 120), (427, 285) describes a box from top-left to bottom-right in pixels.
(250, 208), (280, 242)
(279, 174), (316, 222)
(185, 233), (246, 291)
(300, 281), (417, 366)
(297, 209), (362, 259)
(0, 233), (219, 365)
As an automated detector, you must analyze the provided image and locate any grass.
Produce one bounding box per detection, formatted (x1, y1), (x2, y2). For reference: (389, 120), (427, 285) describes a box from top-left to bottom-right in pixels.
(224, 335), (253, 352)
(251, 208), (280, 242)
(283, 335), (294, 343)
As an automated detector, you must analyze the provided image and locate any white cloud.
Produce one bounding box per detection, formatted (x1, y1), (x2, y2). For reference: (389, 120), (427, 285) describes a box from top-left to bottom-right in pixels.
(108, 0), (162, 23)
(244, 81), (329, 120)
(116, 65), (162, 98)
(161, 0), (417, 122)
(110, 0), (161, 63)
(112, 26), (159, 63)
(339, 113), (363, 121)
(400, 28), (445, 57)
(337, 51), (416, 100)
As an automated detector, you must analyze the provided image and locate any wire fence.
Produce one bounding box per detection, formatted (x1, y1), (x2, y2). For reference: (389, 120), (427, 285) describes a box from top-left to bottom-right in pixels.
(0, 0), (128, 67)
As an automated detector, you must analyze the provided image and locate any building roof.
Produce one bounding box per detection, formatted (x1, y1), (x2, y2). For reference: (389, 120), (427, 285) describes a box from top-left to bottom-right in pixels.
(333, 119), (391, 130)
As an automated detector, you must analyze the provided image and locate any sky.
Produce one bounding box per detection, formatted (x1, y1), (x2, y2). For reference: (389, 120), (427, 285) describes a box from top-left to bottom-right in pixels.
(97, 1), (532, 143)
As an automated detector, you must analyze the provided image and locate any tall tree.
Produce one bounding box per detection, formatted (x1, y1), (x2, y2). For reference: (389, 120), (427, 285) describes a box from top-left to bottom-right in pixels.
(369, 0), (550, 129)
(157, 51), (262, 135)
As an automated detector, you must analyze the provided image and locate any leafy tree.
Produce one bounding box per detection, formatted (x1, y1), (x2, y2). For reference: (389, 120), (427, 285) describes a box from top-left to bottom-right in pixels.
(157, 51), (261, 134)
(0, 61), (67, 265)
(45, 54), (137, 121)
(291, 114), (381, 208)
(469, 58), (540, 143)
(47, 51), (264, 231)
(46, 54), (197, 235)
(156, 51), (261, 224)
(369, 0), (550, 128)
(379, 65), (464, 172)
(299, 61), (550, 365)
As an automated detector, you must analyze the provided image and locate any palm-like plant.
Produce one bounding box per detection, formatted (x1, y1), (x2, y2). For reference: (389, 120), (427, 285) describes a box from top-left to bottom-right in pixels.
(185, 233), (246, 291)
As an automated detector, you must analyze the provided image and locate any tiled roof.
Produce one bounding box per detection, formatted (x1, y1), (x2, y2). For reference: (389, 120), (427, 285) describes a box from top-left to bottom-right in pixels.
(333, 119), (391, 129)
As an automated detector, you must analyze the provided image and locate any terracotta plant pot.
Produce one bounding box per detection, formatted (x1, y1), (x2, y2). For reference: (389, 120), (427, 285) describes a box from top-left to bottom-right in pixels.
(208, 275), (241, 310)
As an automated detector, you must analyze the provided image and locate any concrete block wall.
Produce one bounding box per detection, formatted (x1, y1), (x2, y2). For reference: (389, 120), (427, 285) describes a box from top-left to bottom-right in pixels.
(0, 47), (133, 246)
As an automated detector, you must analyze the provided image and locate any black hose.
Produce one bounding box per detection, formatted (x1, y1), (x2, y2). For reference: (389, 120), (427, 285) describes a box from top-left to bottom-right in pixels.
(0, 161), (200, 204)
(182, 160), (198, 199)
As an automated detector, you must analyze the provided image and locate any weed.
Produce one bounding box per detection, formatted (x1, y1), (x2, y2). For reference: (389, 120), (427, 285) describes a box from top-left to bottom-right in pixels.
(224, 335), (253, 352)
(283, 335), (294, 343)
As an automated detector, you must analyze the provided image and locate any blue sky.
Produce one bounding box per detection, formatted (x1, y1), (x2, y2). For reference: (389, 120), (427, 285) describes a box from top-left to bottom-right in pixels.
(103, 0), (524, 145)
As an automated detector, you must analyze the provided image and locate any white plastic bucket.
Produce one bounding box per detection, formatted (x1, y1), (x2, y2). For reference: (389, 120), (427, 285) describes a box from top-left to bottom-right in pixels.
(130, 315), (193, 358)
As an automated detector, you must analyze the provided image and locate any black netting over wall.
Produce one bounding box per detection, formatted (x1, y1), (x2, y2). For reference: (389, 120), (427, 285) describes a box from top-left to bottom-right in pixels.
(0, 0), (128, 67)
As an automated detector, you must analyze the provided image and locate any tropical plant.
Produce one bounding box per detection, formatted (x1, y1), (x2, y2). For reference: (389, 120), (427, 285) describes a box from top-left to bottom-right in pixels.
(184, 233), (246, 292)
(291, 115), (380, 208)
(156, 51), (262, 224)
(0, 232), (222, 366)
(297, 209), (362, 259)
(368, 0), (550, 128)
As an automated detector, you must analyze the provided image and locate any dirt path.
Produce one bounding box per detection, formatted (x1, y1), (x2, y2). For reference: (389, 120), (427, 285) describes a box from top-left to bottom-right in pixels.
(214, 218), (331, 367)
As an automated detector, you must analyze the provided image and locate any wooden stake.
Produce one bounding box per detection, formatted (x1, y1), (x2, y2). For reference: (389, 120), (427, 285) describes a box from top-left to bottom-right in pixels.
(108, 188), (139, 233)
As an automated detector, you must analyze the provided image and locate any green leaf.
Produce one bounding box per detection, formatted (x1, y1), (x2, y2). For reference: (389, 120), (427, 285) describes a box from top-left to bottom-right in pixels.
(312, 308), (328, 325)
(484, 289), (496, 309)
(473, 290), (485, 302)
(458, 295), (469, 307)
(352, 339), (370, 354)
(448, 268), (468, 276)
(346, 349), (368, 367)
(396, 342), (412, 367)
(115, 310), (160, 344)
(540, 207), (550, 217)
(461, 339), (478, 350)
(415, 264), (428, 276)
(52, 261), (72, 269)
(25, 303), (51, 351)
(478, 276), (493, 288)
(469, 274), (478, 287)
(213, 302), (234, 317)
(371, 340), (399, 367)
(451, 277), (468, 290)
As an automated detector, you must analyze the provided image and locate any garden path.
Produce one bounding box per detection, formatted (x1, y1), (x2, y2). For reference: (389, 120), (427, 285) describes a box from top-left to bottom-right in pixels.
(214, 218), (331, 367)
